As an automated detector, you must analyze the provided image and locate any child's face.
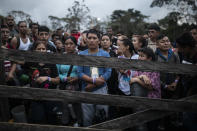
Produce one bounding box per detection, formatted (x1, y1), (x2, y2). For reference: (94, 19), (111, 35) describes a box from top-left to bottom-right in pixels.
(35, 43), (47, 53)
(55, 40), (63, 49)
(138, 52), (151, 61)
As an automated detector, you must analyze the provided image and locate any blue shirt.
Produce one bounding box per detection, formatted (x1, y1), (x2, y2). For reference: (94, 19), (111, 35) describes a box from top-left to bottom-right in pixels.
(78, 49), (112, 91)
(56, 64), (78, 82)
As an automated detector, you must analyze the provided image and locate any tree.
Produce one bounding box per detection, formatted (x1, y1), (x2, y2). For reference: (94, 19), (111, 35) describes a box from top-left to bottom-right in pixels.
(158, 12), (190, 41)
(8, 10), (32, 25)
(64, 0), (91, 31)
(109, 9), (148, 36)
(0, 14), (6, 25)
(48, 0), (92, 31)
(48, 16), (65, 30)
(150, 0), (197, 24)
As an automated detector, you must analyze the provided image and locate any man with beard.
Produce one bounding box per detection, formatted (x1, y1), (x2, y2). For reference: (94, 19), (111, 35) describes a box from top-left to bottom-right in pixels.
(6, 15), (18, 38)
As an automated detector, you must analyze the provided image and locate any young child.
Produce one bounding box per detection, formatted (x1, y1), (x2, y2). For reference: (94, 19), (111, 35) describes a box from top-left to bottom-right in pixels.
(130, 47), (161, 99)
(55, 39), (64, 53)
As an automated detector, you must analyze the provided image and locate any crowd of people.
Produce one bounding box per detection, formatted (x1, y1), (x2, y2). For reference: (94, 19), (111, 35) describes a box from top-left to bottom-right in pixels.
(0, 15), (197, 131)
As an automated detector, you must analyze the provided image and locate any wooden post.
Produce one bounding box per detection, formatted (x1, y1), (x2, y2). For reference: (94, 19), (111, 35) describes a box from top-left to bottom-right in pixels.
(0, 60), (10, 121)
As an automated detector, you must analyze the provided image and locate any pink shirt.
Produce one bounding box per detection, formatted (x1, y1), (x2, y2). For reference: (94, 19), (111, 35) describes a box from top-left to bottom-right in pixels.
(134, 71), (161, 98)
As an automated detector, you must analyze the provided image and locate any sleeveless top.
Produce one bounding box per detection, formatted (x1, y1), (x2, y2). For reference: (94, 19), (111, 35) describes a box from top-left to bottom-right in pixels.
(18, 37), (32, 51)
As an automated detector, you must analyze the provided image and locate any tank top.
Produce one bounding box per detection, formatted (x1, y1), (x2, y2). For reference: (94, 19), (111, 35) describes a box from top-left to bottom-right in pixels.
(18, 37), (31, 51)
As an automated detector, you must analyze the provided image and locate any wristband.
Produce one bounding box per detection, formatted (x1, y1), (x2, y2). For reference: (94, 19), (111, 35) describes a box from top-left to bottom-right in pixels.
(92, 78), (96, 84)
(63, 77), (67, 82)
(175, 79), (178, 83)
(48, 77), (51, 82)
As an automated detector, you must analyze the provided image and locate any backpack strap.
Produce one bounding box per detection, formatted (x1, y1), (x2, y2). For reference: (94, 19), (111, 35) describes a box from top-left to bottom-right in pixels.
(16, 35), (20, 49)
(67, 65), (74, 77)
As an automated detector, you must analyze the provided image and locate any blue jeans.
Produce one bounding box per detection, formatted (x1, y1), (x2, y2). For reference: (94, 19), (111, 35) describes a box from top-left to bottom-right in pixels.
(82, 86), (108, 127)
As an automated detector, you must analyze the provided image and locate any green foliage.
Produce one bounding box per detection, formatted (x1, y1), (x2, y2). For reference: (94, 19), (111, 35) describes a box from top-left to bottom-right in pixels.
(158, 12), (190, 42)
(109, 9), (149, 36)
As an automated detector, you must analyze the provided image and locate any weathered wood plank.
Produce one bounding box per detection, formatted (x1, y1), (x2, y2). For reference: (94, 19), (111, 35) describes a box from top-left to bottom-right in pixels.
(0, 60), (10, 122)
(0, 49), (196, 75)
(89, 95), (197, 130)
(89, 109), (172, 130)
(0, 85), (197, 113)
(0, 122), (112, 131)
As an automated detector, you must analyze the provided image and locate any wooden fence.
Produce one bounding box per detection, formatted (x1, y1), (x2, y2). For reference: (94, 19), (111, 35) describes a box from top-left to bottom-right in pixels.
(0, 48), (196, 131)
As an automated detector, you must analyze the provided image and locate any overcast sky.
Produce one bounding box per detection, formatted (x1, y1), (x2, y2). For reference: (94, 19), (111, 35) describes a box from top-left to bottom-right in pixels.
(0, 0), (169, 24)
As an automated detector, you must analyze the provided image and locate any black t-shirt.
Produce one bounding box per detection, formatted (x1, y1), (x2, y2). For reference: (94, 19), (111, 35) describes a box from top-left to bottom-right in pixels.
(22, 62), (58, 89)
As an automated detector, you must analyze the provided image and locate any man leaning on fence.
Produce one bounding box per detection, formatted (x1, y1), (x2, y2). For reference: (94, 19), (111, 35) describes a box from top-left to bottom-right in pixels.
(77, 29), (112, 126)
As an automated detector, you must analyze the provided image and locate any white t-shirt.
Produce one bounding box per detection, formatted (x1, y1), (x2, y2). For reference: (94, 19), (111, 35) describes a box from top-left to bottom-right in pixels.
(118, 54), (139, 95)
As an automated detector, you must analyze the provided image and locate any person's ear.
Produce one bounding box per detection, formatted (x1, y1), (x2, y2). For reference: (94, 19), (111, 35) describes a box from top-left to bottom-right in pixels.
(126, 45), (130, 50)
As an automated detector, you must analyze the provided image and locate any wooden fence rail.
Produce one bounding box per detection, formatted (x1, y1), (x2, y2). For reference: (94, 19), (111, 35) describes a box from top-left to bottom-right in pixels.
(89, 95), (197, 130)
(0, 95), (196, 131)
(0, 85), (197, 113)
(0, 49), (196, 75)
(0, 122), (112, 131)
(0, 48), (196, 130)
